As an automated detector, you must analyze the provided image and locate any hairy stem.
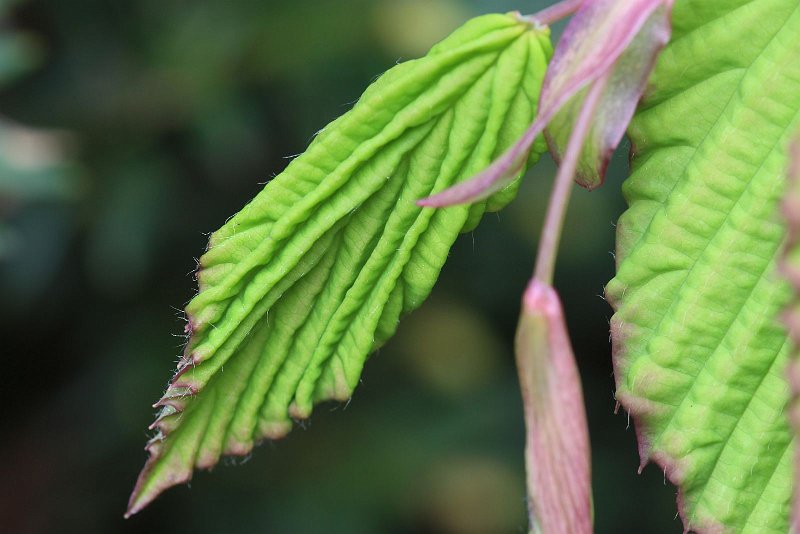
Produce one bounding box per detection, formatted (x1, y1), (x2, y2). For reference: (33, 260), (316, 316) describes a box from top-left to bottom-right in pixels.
(533, 72), (609, 284)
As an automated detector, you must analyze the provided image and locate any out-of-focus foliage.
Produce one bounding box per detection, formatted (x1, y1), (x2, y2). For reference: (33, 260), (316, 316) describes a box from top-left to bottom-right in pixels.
(0, 1), (682, 533)
(0, 0), (38, 84)
(0, 0), (75, 282)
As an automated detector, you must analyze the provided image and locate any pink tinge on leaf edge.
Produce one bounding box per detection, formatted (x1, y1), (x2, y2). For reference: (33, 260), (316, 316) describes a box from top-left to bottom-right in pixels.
(544, 0), (671, 190)
(780, 134), (800, 534)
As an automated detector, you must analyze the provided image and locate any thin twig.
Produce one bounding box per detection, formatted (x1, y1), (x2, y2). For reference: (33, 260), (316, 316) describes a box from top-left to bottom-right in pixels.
(533, 71), (610, 284)
(528, 0), (583, 26)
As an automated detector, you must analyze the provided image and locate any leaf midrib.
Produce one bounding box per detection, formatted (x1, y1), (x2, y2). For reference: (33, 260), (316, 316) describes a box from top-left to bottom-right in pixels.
(182, 48), (518, 454)
(622, 12), (790, 265)
(187, 53), (506, 365)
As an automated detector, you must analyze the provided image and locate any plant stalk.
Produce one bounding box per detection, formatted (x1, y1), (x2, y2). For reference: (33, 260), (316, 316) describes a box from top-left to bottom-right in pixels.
(528, 0), (584, 26)
(533, 72), (609, 284)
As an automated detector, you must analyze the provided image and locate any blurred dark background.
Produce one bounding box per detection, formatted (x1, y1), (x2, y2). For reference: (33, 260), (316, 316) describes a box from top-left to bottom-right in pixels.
(0, 0), (680, 532)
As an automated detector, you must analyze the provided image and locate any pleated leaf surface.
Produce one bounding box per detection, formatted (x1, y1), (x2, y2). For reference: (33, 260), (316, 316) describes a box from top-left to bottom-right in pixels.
(127, 13), (552, 515)
(606, 0), (800, 531)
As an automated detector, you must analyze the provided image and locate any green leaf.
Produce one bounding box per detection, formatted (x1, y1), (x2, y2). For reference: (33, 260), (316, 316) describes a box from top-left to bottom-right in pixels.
(606, 0), (800, 531)
(127, 13), (552, 516)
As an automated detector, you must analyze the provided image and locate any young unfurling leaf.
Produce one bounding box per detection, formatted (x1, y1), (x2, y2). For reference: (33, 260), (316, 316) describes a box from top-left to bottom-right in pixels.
(515, 280), (591, 534)
(543, 0), (671, 190)
(126, 13), (552, 516)
(418, 0), (671, 207)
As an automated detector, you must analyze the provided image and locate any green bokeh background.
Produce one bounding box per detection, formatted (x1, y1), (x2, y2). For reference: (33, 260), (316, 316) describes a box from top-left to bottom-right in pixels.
(0, 1), (680, 532)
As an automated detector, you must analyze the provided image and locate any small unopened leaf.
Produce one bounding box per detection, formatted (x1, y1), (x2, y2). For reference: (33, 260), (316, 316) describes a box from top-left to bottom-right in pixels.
(515, 279), (591, 534)
(544, 0), (671, 190)
(127, 13), (552, 516)
(419, 0), (670, 207)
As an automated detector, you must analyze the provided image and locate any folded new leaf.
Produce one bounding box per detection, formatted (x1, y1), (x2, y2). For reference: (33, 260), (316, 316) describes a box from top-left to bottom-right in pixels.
(126, 13), (552, 516)
(516, 280), (591, 534)
(543, 0), (671, 190)
(418, 0), (672, 207)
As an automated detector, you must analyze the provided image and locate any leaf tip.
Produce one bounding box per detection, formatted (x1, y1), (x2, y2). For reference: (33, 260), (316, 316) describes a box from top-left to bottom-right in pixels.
(414, 197), (440, 208)
(415, 182), (484, 208)
(521, 278), (560, 316)
(124, 455), (191, 519)
(257, 420), (292, 440)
